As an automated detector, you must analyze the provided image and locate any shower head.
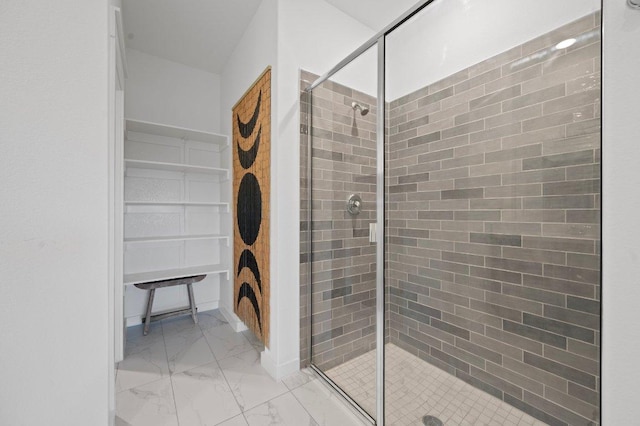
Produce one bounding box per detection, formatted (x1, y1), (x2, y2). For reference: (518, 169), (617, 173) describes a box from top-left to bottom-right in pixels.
(351, 101), (370, 116)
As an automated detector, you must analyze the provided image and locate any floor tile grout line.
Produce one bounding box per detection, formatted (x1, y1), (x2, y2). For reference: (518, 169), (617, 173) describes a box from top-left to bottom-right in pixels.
(161, 321), (182, 426)
(117, 325), (170, 394)
(233, 369), (290, 414)
(282, 370), (316, 392)
(199, 319), (225, 362)
(168, 374), (182, 426)
(198, 315), (260, 362)
(288, 389), (328, 426)
(213, 357), (247, 425)
(163, 315), (248, 425)
(213, 413), (250, 426)
(115, 375), (168, 395)
(164, 313), (255, 421)
(164, 339), (244, 426)
(202, 330), (257, 363)
(216, 349), (253, 416)
(163, 318), (221, 376)
(241, 389), (296, 415)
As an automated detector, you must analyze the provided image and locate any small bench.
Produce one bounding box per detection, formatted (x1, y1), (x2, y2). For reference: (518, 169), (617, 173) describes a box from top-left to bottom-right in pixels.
(134, 274), (206, 335)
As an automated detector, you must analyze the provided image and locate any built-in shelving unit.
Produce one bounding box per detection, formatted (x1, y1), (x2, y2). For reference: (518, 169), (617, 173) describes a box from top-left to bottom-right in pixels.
(124, 264), (229, 286)
(122, 118), (231, 318)
(125, 159), (229, 179)
(124, 200), (229, 210)
(124, 234), (229, 244)
(126, 119), (228, 147)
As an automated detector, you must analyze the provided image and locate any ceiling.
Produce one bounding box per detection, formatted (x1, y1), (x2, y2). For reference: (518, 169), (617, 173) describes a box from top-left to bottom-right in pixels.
(122, 0), (419, 74)
(324, 0), (420, 31)
(122, 0), (262, 74)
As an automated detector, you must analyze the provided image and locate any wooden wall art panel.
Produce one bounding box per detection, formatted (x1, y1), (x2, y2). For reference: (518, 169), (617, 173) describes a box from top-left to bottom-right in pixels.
(232, 67), (271, 347)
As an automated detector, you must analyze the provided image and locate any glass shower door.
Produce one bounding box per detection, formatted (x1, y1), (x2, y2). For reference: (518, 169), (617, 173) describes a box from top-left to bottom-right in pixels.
(384, 1), (601, 425)
(305, 44), (381, 421)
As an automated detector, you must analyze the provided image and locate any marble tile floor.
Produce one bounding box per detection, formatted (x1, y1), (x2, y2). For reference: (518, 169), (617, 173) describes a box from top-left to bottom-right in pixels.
(115, 309), (367, 426)
(325, 344), (549, 426)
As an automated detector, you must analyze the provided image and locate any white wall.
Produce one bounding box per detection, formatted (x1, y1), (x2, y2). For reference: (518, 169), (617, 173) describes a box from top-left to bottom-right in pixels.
(602, 0), (640, 423)
(218, 0), (374, 379)
(0, 1), (109, 425)
(219, 0), (279, 335)
(283, 0), (378, 96)
(219, 0), (278, 138)
(386, 0), (600, 100)
(126, 48), (221, 133)
(271, 0), (376, 379)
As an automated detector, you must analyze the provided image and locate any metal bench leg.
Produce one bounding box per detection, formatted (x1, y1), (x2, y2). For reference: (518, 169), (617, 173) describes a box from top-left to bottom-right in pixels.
(187, 283), (198, 324)
(143, 288), (155, 336)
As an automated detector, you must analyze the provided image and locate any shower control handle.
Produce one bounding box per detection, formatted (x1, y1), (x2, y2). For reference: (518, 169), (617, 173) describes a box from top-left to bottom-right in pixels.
(347, 194), (363, 215)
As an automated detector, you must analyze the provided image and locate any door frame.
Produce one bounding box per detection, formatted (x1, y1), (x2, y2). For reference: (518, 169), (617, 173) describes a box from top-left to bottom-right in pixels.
(108, 4), (127, 423)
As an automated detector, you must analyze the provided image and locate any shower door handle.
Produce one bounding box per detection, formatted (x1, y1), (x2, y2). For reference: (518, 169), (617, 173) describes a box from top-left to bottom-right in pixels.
(370, 222), (377, 243)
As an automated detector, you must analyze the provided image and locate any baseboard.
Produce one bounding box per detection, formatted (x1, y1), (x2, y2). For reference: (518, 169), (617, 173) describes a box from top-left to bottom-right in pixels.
(219, 305), (248, 332)
(261, 349), (300, 381)
(125, 300), (219, 327)
(126, 315), (143, 327)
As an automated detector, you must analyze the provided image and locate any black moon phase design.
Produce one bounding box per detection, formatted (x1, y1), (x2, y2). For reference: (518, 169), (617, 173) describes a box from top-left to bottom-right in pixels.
(236, 91), (262, 139)
(237, 282), (262, 331)
(237, 249), (262, 293)
(237, 126), (261, 169)
(236, 173), (262, 246)
(233, 69), (271, 344)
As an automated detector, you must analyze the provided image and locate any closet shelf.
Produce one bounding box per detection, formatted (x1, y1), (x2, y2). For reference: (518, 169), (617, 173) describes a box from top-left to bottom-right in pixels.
(124, 264), (229, 286)
(124, 234), (229, 244)
(126, 119), (228, 147)
(125, 200), (229, 210)
(125, 159), (228, 177)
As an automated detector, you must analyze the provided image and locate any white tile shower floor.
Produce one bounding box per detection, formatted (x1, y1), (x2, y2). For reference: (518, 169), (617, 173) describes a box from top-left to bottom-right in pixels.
(115, 309), (366, 426)
(325, 344), (548, 426)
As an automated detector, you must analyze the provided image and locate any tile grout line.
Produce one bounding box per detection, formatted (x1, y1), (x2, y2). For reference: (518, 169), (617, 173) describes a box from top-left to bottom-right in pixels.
(166, 316), (253, 426)
(217, 363), (245, 422)
(289, 387), (331, 426)
(161, 320), (182, 426)
(196, 316), (251, 424)
(204, 319), (266, 422)
(115, 375), (169, 396)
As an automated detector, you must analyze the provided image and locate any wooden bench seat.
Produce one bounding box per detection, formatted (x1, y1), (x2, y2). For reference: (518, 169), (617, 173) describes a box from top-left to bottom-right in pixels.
(134, 274), (206, 335)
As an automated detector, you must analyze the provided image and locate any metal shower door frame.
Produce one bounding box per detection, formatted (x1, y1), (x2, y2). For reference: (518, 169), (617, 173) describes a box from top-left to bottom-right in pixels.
(304, 36), (386, 426)
(305, 39), (383, 424)
(305, 1), (436, 424)
(375, 36), (386, 426)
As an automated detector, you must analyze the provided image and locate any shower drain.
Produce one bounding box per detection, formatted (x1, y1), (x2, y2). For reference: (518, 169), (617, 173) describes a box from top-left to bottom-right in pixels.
(422, 415), (444, 426)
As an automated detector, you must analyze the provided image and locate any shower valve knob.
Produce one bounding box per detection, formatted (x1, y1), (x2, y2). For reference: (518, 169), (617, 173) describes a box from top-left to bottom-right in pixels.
(347, 194), (363, 215)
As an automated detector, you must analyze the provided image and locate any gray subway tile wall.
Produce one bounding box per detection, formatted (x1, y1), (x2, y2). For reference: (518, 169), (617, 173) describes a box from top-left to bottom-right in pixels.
(300, 70), (379, 371)
(300, 10), (600, 426)
(386, 13), (600, 426)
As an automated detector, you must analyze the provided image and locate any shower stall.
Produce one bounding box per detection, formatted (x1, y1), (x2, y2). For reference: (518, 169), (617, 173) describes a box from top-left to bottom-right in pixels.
(300, 1), (601, 425)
